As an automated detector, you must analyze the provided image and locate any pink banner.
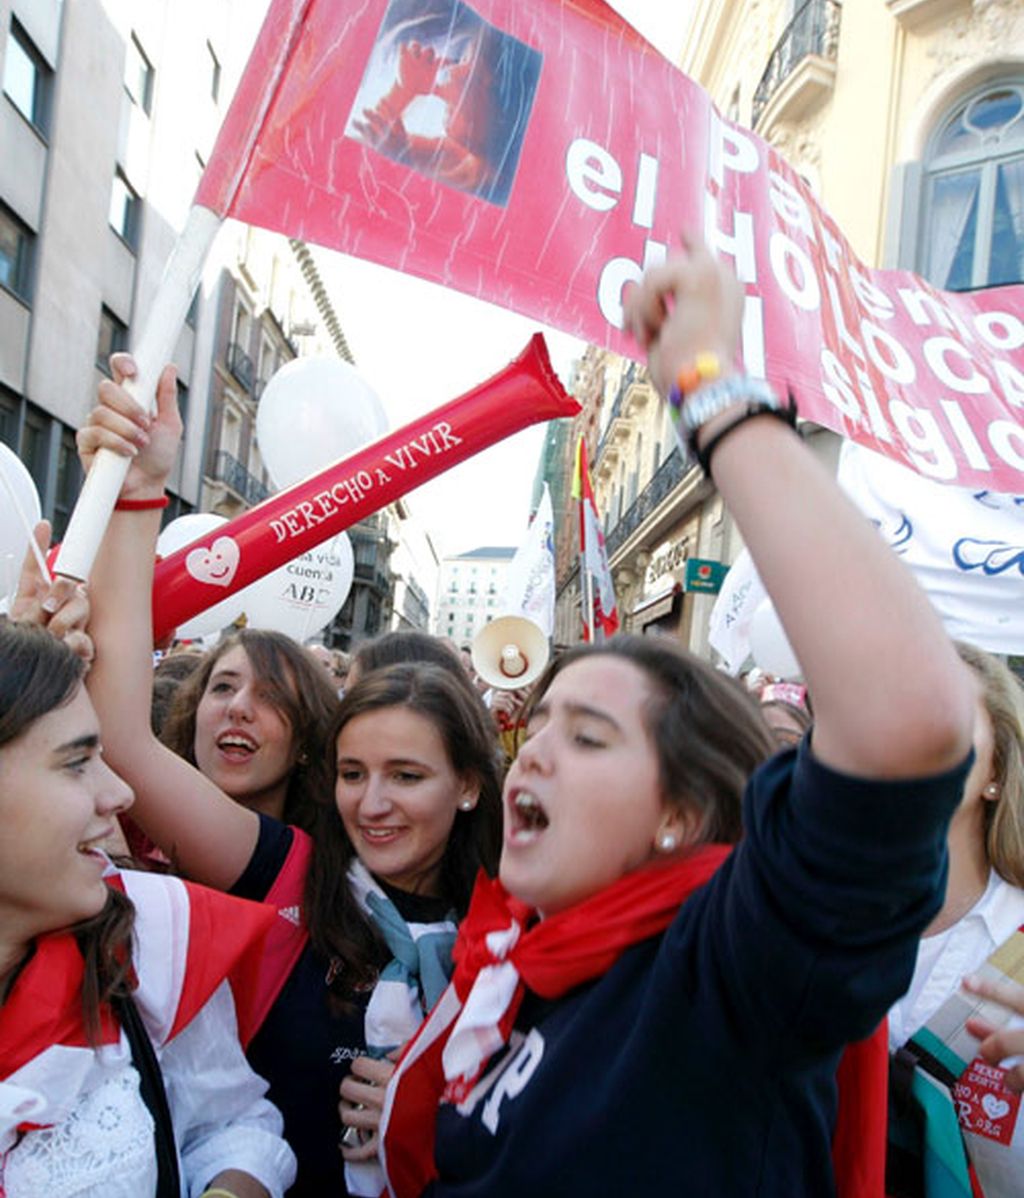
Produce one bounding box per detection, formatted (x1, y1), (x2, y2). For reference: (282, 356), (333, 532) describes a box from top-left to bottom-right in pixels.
(195, 0), (1024, 493)
(151, 336), (577, 641)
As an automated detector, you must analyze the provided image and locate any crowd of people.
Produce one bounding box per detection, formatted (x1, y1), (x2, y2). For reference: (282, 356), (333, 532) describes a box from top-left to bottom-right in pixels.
(2, 243), (1024, 1197)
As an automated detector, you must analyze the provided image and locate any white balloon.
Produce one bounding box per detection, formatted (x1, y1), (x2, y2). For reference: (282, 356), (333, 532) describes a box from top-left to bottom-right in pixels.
(157, 513), (246, 639)
(238, 532), (354, 642)
(749, 599), (803, 680)
(256, 357), (388, 490)
(0, 444), (42, 594)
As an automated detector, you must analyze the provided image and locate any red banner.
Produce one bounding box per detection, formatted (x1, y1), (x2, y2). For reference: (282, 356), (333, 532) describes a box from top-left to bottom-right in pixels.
(195, 0), (1024, 493)
(150, 336), (577, 641)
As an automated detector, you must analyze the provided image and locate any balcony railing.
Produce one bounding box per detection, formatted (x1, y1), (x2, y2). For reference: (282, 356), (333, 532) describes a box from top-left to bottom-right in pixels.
(211, 450), (270, 506)
(353, 560), (391, 594)
(605, 447), (687, 559)
(227, 341), (256, 392)
(752, 0), (842, 128)
(596, 361), (642, 461)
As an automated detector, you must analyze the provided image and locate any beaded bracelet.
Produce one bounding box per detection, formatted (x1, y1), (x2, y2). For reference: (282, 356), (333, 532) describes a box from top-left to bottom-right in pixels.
(673, 351), (722, 398)
(114, 494), (169, 511)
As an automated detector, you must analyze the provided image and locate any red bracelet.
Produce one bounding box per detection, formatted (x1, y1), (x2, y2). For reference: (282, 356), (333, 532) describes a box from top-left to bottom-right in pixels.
(115, 494), (169, 511)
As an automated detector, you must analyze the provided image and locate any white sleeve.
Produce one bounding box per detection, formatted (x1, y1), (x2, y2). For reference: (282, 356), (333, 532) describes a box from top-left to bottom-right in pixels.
(157, 981), (296, 1198)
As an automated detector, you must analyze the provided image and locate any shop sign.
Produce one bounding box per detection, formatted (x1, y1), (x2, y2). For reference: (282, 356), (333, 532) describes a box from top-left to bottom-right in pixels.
(684, 558), (728, 594)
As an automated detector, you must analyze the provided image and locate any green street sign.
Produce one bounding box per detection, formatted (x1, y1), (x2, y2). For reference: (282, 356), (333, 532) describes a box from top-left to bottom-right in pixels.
(684, 558), (728, 594)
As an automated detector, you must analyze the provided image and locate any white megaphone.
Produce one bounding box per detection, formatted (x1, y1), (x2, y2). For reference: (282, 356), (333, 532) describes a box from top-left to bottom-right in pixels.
(471, 614), (550, 691)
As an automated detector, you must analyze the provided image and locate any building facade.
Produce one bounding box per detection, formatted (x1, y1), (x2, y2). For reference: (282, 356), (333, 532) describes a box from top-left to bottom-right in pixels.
(0, 0), (414, 646)
(0, 0), (263, 533)
(683, 0), (1024, 288)
(387, 498), (438, 636)
(433, 545), (515, 648)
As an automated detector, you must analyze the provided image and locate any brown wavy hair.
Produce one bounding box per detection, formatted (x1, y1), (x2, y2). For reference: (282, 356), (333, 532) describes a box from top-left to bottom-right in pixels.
(955, 642), (1024, 888)
(160, 628), (339, 831)
(0, 622), (135, 1042)
(521, 635), (777, 846)
(304, 662), (503, 1005)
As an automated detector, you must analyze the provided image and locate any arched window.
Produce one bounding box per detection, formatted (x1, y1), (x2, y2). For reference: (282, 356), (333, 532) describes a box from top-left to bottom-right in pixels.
(920, 81), (1024, 291)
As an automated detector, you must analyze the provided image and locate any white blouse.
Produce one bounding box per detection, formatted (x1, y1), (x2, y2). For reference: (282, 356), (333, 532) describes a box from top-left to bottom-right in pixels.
(0, 870), (296, 1198)
(1, 981), (295, 1198)
(888, 869), (1024, 1051)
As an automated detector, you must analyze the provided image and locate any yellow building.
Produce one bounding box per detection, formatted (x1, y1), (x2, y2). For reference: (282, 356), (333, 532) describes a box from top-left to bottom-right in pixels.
(684, 0), (1024, 281)
(556, 0), (1023, 654)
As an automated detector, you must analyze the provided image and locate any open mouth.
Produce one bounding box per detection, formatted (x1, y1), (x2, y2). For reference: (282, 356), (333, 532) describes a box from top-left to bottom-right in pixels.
(216, 732), (258, 760)
(508, 791), (549, 845)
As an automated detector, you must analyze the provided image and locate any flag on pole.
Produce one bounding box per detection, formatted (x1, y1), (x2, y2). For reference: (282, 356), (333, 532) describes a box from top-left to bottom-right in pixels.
(503, 483), (556, 637)
(707, 549), (767, 675)
(192, 0), (1024, 496)
(572, 437), (619, 641)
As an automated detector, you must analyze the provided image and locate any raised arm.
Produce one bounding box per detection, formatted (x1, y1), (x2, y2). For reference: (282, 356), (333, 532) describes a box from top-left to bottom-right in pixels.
(80, 355), (259, 889)
(623, 241), (974, 778)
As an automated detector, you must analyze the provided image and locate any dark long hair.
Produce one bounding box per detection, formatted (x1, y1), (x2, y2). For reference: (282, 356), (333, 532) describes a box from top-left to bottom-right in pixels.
(0, 622), (135, 1041)
(522, 636), (776, 845)
(160, 628), (339, 831)
(305, 662), (503, 1002)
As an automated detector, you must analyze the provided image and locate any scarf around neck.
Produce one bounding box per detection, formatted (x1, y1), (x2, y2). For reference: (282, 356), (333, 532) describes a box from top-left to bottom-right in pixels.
(345, 860), (458, 1198)
(0, 870), (275, 1149)
(379, 847), (730, 1198)
(379, 848), (888, 1198)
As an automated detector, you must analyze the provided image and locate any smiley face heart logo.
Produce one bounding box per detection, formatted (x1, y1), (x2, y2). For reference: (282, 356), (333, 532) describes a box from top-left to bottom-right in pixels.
(982, 1093), (1011, 1121)
(185, 536), (240, 588)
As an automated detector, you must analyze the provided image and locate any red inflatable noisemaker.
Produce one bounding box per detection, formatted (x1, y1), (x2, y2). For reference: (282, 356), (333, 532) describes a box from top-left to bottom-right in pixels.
(150, 335), (579, 642)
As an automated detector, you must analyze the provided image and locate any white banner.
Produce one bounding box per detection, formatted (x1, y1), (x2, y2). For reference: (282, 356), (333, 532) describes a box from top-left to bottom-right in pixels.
(502, 484), (555, 637)
(838, 442), (1024, 655)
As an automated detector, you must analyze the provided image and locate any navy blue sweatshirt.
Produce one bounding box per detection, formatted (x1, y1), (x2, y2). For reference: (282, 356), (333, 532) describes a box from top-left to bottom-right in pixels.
(427, 742), (969, 1198)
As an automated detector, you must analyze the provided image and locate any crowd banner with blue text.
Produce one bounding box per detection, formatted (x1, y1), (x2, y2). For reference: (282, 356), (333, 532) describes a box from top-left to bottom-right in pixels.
(838, 440), (1024, 654)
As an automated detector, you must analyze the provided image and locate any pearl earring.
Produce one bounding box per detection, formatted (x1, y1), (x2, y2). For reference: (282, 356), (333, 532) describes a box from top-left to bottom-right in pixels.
(458, 799), (475, 812)
(657, 832), (678, 854)
(983, 783), (1000, 800)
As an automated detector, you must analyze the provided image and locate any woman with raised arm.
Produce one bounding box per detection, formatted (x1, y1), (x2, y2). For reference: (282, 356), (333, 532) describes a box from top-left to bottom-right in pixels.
(0, 614), (295, 1198)
(370, 241), (977, 1198)
(78, 362), (503, 1197)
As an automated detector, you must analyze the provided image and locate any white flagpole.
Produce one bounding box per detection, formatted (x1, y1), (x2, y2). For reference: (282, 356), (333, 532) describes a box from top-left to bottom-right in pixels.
(53, 205), (222, 581)
(580, 555), (596, 643)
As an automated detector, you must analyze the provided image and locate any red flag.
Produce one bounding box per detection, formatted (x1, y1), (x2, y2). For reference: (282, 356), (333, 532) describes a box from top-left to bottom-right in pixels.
(195, 0), (1024, 494)
(571, 436), (618, 640)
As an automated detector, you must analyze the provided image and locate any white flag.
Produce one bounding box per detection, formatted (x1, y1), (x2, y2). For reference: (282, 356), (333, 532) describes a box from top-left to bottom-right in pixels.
(707, 548), (767, 674)
(502, 484), (555, 637)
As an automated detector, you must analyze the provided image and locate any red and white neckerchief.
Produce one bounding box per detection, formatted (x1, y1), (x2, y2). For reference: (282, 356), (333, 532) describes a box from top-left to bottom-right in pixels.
(379, 852), (889, 1198)
(0, 869), (275, 1157)
(379, 850), (730, 1198)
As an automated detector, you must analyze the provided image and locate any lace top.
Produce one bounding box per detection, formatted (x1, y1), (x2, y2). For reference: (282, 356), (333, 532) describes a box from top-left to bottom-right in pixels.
(0, 871), (296, 1198)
